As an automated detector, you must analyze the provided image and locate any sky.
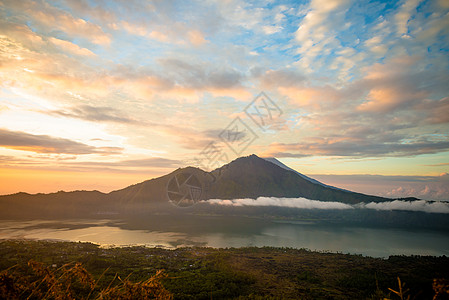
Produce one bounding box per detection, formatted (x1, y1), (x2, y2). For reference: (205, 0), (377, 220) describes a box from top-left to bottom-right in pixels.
(0, 0), (448, 200)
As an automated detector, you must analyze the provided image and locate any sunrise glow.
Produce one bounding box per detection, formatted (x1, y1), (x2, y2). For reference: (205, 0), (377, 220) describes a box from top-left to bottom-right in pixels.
(0, 0), (448, 199)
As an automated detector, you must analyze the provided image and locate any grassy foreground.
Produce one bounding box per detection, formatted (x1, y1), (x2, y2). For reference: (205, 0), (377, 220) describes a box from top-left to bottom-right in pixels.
(0, 240), (448, 299)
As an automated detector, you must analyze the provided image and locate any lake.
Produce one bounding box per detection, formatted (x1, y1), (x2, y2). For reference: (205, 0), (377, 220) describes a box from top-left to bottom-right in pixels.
(1, 215), (448, 258)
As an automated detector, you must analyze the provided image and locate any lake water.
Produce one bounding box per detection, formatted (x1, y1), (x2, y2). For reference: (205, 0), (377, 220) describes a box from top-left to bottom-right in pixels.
(1, 216), (448, 258)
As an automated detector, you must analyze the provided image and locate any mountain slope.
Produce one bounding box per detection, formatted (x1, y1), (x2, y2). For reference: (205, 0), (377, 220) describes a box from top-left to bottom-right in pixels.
(263, 157), (352, 193)
(0, 190), (110, 218)
(109, 166), (208, 205)
(107, 154), (390, 204)
(205, 155), (388, 204)
(0, 154), (392, 218)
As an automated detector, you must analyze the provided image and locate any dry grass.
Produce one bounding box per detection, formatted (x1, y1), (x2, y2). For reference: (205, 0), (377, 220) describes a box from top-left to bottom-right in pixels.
(0, 260), (172, 300)
(432, 279), (449, 300)
(370, 277), (449, 300)
(1, 241), (449, 299)
(387, 277), (410, 300)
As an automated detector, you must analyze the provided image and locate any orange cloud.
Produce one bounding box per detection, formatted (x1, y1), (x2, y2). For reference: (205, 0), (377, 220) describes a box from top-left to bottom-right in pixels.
(0, 32), (247, 106)
(357, 84), (428, 113)
(34, 72), (111, 97)
(49, 37), (95, 56)
(357, 55), (429, 112)
(0, 34), (109, 99)
(3, 0), (110, 45)
(0, 128), (122, 155)
(188, 30), (207, 46)
(278, 85), (341, 109)
(148, 31), (170, 42)
(279, 87), (319, 107)
(120, 20), (148, 37)
(362, 56), (419, 81)
(358, 88), (401, 112)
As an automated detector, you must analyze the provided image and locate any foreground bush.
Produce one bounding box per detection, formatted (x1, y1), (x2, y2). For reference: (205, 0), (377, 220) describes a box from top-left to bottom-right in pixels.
(0, 260), (172, 299)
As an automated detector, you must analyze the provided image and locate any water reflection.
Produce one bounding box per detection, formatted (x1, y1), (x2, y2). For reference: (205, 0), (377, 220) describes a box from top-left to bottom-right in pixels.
(0, 217), (448, 258)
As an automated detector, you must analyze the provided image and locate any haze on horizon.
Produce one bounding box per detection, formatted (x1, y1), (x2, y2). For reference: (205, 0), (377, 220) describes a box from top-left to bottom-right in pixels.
(0, 0), (448, 200)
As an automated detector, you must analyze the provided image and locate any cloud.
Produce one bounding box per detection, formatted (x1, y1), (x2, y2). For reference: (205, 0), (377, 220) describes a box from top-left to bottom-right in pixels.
(205, 196), (449, 213)
(262, 138), (449, 158)
(159, 59), (244, 90)
(0, 20), (45, 50)
(42, 100), (237, 152)
(356, 56), (430, 113)
(0, 128), (122, 154)
(0, 31), (111, 102)
(61, 0), (210, 47)
(188, 30), (207, 46)
(48, 37), (95, 56)
(308, 174), (449, 201)
(119, 20), (185, 45)
(47, 105), (140, 125)
(259, 69), (305, 88)
(202, 129), (248, 142)
(120, 20), (148, 37)
(31, 72), (111, 97)
(364, 36), (388, 55)
(44, 104), (225, 152)
(78, 157), (182, 168)
(262, 152), (308, 159)
(414, 6), (449, 45)
(262, 25), (282, 35)
(207, 197), (353, 210)
(212, 0), (266, 31)
(0, 26), (247, 106)
(0, 153), (183, 174)
(424, 163), (449, 167)
(358, 200), (449, 214)
(0, 155), (40, 166)
(21, 157), (184, 174)
(1, 0), (111, 45)
(262, 52), (449, 160)
(0, 0), (448, 182)
(383, 181), (449, 201)
(57, 0), (117, 25)
(359, 88), (401, 112)
(416, 97), (449, 124)
(395, 0), (423, 37)
(279, 84), (342, 109)
(294, 0), (351, 71)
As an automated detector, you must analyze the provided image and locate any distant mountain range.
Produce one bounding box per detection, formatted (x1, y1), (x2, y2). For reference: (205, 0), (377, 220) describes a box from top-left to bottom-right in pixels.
(0, 154), (399, 218)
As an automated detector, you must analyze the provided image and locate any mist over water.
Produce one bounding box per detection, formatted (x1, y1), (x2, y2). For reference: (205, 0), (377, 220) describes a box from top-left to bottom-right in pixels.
(356, 200), (449, 213)
(1, 217), (448, 258)
(206, 197), (449, 214)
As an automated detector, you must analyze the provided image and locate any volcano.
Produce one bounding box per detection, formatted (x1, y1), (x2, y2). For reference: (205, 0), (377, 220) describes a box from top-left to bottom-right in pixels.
(0, 154), (393, 217)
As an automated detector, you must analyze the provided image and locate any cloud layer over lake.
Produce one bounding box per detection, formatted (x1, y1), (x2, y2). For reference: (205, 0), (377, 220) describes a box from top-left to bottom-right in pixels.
(206, 197), (449, 214)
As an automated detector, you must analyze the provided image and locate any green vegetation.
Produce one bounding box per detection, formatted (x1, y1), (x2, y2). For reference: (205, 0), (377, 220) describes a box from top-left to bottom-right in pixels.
(1, 240), (448, 299)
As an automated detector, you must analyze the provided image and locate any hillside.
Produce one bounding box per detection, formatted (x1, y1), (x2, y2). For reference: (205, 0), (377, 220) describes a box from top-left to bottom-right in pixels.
(206, 154), (388, 203)
(1, 240), (448, 299)
(0, 154), (393, 218)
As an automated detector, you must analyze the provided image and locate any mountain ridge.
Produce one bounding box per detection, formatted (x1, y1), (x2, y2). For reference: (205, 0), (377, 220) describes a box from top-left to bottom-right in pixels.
(0, 154), (396, 217)
(262, 157), (353, 193)
(205, 154), (389, 203)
